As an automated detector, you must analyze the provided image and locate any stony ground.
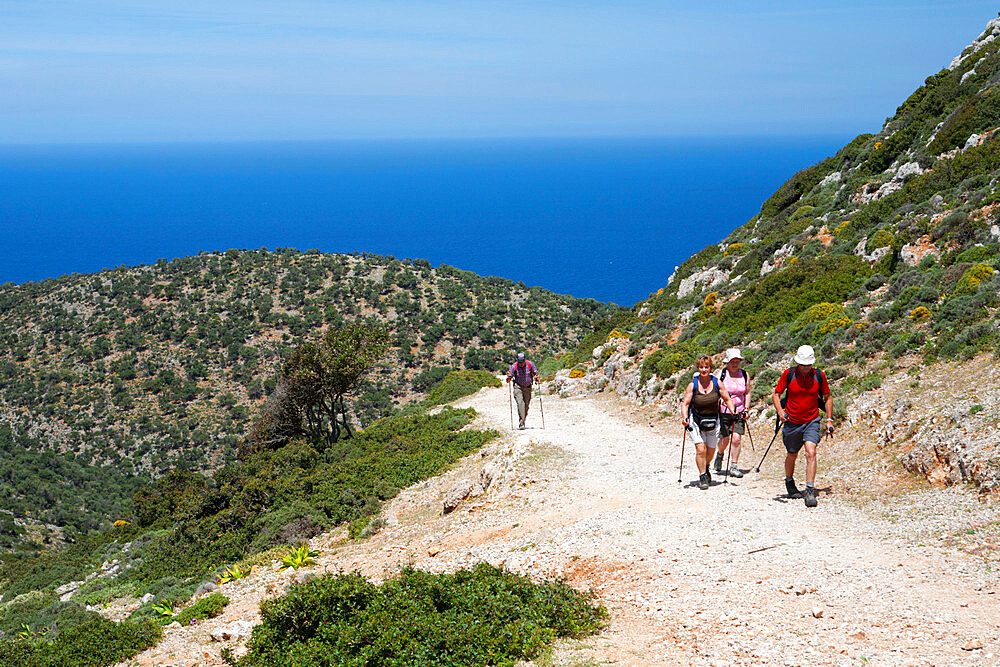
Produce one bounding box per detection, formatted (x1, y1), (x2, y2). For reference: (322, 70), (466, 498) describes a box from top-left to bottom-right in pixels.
(119, 384), (1000, 666)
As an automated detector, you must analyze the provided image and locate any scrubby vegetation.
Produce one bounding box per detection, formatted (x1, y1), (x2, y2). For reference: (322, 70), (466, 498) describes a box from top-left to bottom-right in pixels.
(226, 564), (606, 667)
(0, 327), (500, 663)
(0, 250), (614, 549)
(0, 617), (161, 667)
(582, 17), (1000, 422)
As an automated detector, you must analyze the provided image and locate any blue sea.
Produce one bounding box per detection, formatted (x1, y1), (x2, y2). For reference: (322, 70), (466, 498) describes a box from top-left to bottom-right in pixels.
(0, 136), (847, 305)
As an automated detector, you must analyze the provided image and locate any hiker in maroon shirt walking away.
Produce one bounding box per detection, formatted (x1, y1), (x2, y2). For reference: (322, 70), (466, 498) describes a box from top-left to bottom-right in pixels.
(506, 352), (538, 430)
(772, 345), (834, 508)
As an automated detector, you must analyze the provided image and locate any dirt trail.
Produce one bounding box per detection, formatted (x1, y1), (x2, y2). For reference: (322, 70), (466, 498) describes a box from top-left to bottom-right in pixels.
(122, 386), (1000, 666)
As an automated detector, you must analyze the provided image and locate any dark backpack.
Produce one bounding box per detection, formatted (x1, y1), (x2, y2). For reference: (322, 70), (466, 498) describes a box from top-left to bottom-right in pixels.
(779, 367), (826, 413)
(719, 368), (748, 383)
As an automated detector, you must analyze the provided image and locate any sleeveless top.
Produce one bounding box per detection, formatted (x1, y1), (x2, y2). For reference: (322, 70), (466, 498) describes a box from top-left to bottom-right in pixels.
(721, 372), (747, 414)
(691, 377), (720, 416)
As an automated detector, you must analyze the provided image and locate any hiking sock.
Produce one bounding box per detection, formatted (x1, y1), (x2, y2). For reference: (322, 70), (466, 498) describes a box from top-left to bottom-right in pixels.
(785, 477), (801, 498)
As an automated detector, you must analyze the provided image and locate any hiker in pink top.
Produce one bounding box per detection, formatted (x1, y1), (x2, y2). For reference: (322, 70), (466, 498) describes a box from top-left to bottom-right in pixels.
(714, 348), (751, 479)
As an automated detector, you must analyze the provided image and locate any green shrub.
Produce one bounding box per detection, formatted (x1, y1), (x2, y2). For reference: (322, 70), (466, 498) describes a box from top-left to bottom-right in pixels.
(536, 356), (561, 378)
(953, 264), (994, 296)
(639, 341), (703, 385)
(866, 229), (894, 253)
(173, 593), (229, 626)
(705, 256), (871, 335)
(427, 370), (501, 405)
(228, 564), (605, 667)
(0, 617), (161, 667)
(410, 366), (453, 392)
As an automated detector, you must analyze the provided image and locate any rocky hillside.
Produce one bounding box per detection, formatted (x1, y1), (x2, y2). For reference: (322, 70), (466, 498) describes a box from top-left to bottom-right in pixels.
(0, 249), (615, 540)
(558, 16), (1000, 493)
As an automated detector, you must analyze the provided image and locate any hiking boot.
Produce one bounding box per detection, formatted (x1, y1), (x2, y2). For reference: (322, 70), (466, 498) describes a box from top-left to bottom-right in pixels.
(803, 487), (818, 508)
(728, 465), (744, 479)
(698, 473), (710, 490)
(713, 454), (724, 473)
(705, 468), (712, 484)
(785, 478), (802, 498)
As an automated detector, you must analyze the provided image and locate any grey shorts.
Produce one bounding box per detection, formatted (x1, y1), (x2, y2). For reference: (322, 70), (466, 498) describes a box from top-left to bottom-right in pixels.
(720, 414), (745, 438)
(782, 419), (821, 454)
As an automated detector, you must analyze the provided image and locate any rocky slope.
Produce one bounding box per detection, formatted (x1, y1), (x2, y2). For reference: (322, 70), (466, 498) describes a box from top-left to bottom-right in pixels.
(562, 16), (1000, 494)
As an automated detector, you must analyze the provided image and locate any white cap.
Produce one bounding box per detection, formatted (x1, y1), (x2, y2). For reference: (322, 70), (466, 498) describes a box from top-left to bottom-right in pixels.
(793, 344), (816, 365)
(723, 348), (743, 363)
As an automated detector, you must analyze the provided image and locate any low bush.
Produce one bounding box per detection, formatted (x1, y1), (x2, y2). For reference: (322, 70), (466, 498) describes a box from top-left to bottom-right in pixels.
(427, 370), (501, 405)
(173, 593), (229, 626)
(0, 617), (161, 667)
(227, 564), (605, 667)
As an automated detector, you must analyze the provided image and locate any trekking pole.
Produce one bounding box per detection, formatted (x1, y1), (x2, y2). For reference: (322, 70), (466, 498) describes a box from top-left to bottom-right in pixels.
(508, 382), (514, 431)
(677, 425), (688, 483)
(753, 419), (782, 473)
(744, 414), (756, 453)
(537, 382), (545, 429)
(723, 435), (733, 484)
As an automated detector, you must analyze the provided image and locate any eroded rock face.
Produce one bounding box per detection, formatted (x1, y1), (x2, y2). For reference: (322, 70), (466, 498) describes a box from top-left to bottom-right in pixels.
(901, 235), (939, 266)
(676, 267), (728, 299)
(848, 364), (1000, 494)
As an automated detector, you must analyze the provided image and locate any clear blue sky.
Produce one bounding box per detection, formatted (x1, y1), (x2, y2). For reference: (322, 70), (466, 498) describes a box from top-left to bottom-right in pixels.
(1, 1), (997, 143)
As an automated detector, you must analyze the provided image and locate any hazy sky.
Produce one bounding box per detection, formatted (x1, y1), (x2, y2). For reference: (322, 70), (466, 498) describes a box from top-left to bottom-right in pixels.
(1, 1), (997, 143)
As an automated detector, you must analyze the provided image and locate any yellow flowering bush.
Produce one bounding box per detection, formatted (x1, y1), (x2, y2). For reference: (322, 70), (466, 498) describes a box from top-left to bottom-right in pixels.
(874, 141), (884, 150)
(703, 292), (718, 308)
(724, 243), (746, 257)
(568, 368), (586, 378)
(954, 264), (994, 296)
(607, 330), (629, 342)
(113, 519), (131, 527)
(909, 306), (931, 322)
(833, 220), (852, 238)
(867, 228), (894, 252)
(791, 302), (852, 337)
(656, 287), (664, 295)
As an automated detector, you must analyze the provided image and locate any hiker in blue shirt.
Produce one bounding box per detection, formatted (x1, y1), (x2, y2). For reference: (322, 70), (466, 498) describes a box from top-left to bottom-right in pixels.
(506, 352), (538, 430)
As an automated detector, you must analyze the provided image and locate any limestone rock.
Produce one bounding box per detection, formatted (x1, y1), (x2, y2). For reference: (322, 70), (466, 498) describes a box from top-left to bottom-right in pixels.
(443, 480), (474, 514)
(818, 171), (841, 188)
(209, 620), (254, 642)
(194, 581), (219, 598)
(676, 267), (728, 299)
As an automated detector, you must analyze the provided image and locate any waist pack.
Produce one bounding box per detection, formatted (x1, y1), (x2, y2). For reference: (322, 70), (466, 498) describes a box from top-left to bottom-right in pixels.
(694, 414), (718, 432)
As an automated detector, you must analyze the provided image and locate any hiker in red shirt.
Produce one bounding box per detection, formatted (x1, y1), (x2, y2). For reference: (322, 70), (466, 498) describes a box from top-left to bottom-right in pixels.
(772, 345), (833, 508)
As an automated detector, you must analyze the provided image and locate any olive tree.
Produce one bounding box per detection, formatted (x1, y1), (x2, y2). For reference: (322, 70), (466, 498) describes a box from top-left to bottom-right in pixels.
(243, 323), (389, 457)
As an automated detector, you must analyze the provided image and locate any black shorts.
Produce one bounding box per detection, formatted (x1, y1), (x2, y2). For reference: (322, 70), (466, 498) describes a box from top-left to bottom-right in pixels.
(720, 413), (745, 438)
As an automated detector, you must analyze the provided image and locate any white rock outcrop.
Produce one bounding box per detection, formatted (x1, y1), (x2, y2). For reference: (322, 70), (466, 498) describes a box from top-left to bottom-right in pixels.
(676, 267), (728, 299)
(818, 171), (841, 188)
(209, 620), (255, 642)
(854, 239), (892, 263)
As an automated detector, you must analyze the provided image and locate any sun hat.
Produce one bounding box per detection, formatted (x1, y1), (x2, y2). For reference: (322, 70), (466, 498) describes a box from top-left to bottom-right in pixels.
(722, 348), (743, 363)
(517, 352), (525, 361)
(793, 344), (816, 366)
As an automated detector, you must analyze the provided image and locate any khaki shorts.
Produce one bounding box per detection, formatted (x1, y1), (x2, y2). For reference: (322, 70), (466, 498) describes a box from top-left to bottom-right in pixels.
(720, 413), (745, 438)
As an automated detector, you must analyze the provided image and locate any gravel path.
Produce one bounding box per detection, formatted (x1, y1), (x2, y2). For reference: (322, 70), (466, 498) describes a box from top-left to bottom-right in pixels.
(121, 386), (1000, 666)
